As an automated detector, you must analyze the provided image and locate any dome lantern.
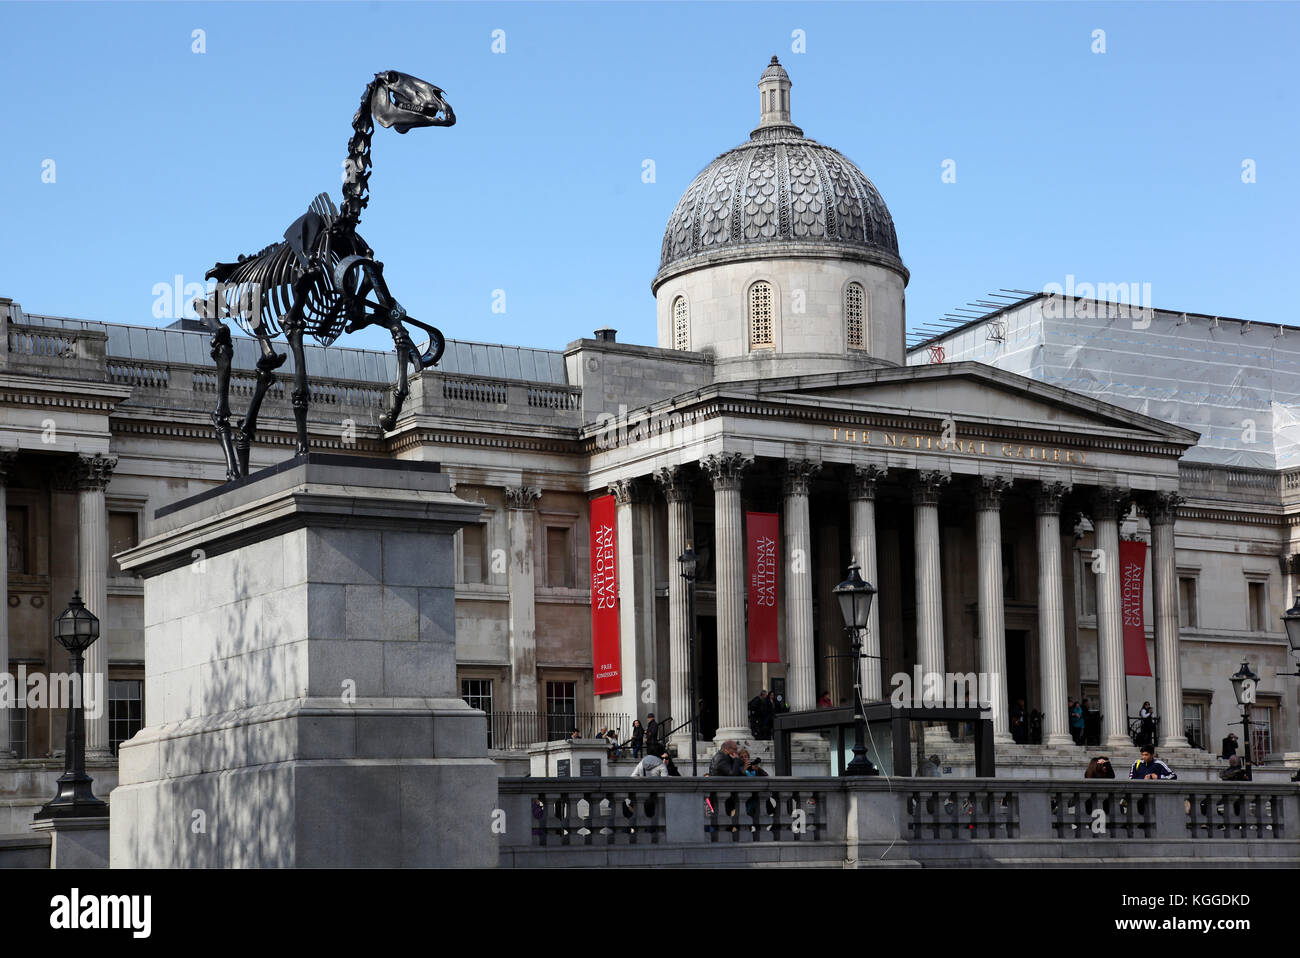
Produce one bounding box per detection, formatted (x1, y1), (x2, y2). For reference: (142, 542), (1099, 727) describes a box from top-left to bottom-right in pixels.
(756, 55), (797, 134)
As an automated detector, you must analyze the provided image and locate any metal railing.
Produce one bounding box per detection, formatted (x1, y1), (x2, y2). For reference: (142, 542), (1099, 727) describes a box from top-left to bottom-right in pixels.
(484, 711), (632, 751)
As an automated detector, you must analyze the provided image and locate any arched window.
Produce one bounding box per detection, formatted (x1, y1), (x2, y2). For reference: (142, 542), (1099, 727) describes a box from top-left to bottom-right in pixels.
(672, 296), (690, 351)
(749, 281), (774, 349)
(845, 282), (866, 350)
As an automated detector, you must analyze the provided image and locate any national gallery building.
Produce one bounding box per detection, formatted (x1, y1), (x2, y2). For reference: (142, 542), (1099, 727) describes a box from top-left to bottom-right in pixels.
(1, 58), (1296, 794)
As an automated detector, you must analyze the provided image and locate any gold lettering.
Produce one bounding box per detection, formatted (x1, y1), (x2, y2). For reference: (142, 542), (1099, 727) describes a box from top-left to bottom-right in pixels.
(1078, 452), (1087, 465)
(885, 434), (899, 447)
(1001, 444), (1013, 457)
(832, 428), (839, 441)
(1064, 450), (1074, 463)
(861, 431), (871, 444)
(845, 430), (857, 443)
(979, 442), (987, 455)
(1053, 449), (1060, 462)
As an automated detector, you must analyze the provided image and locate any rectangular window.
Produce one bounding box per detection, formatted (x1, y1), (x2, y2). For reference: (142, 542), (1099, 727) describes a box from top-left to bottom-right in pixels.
(1078, 554), (1097, 618)
(1181, 703), (1204, 751)
(460, 524), (487, 585)
(546, 526), (572, 589)
(1178, 577), (1198, 628)
(7, 506), (29, 575)
(461, 678), (494, 748)
(108, 510), (139, 576)
(1249, 705), (1273, 758)
(9, 700), (26, 759)
(1247, 580), (1267, 632)
(545, 680), (577, 740)
(1001, 543), (1018, 599)
(108, 679), (143, 756)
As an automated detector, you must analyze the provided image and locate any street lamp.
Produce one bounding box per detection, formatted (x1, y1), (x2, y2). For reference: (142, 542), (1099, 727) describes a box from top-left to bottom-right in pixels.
(33, 592), (109, 820)
(1229, 660), (1261, 767)
(678, 542), (700, 777)
(833, 562), (878, 776)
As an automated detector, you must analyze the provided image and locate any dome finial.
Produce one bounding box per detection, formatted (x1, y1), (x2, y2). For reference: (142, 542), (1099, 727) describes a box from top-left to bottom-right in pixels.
(757, 55), (793, 131)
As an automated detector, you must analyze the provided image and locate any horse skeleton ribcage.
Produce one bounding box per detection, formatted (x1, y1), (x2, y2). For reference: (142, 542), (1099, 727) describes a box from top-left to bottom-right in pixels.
(202, 225), (369, 348)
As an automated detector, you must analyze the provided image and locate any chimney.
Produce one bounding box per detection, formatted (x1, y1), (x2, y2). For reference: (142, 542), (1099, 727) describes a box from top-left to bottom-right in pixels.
(594, 327), (617, 343)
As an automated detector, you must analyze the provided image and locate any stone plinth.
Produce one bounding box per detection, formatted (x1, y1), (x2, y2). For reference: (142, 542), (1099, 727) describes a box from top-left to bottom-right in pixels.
(529, 740), (610, 778)
(30, 816), (109, 868)
(110, 455), (495, 868)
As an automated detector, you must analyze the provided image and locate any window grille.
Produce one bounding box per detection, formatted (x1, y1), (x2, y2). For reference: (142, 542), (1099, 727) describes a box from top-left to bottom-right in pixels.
(845, 282), (865, 349)
(672, 296), (689, 351)
(749, 282), (774, 348)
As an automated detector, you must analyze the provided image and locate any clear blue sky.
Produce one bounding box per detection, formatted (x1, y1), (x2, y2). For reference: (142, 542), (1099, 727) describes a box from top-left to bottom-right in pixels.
(1, 2), (1295, 354)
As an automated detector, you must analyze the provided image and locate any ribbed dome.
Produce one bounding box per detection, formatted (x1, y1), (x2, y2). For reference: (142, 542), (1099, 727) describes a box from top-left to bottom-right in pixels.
(654, 59), (902, 288)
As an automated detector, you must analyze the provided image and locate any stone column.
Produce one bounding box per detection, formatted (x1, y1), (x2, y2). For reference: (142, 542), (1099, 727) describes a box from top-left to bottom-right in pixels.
(975, 477), (1011, 742)
(783, 459), (820, 712)
(0, 449), (18, 759)
(1035, 481), (1074, 746)
(1145, 491), (1188, 748)
(849, 465), (886, 702)
(912, 471), (950, 681)
(609, 478), (656, 725)
(1092, 486), (1132, 750)
(703, 453), (752, 741)
(653, 466), (694, 746)
(505, 485), (541, 714)
(63, 454), (116, 759)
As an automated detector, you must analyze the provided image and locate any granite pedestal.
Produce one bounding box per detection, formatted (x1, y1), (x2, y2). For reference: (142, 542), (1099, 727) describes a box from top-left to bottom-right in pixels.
(111, 455), (496, 867)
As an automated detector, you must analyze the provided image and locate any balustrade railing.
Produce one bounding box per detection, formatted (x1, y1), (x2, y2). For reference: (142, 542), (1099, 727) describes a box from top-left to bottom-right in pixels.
(484, 711), (632, 750)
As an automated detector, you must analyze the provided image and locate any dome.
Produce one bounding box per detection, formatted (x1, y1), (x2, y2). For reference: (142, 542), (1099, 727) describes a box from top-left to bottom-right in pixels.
(654, 58), (903, 292)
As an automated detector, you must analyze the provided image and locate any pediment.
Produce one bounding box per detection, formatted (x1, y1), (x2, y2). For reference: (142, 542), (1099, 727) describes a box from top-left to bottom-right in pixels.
(748, 362), (1199, 445)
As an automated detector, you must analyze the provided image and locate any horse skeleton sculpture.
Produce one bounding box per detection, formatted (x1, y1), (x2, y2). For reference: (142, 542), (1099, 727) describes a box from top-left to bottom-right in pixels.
(195, 70), (455, 480)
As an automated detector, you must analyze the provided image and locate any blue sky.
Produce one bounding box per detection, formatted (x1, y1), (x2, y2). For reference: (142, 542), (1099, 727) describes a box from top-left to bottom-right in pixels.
(1, 2), (1295, 354)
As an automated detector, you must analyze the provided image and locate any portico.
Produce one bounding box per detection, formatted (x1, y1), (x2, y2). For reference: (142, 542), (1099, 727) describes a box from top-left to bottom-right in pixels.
(586, 362), (1200, 758)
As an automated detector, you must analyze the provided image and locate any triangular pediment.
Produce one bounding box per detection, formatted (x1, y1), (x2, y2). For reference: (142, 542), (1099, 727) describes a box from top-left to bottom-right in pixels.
(739, 362), (1199, 445)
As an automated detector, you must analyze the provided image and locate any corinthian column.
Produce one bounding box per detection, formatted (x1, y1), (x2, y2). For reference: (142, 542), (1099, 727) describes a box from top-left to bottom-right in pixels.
(975, 477), (1011, 742)
(0, 449), (18, 759)
(64, 453), (117, 758)
(609, 477), (655, 724)
(912, 471), (950, 682)
(849, 465), (886, 702)
(702, 452), (752, 741)
(653, 466), (694, 746)
(1036, 481), (1074, 746)
(1092, 486), (1132, 750)
(783, 459), (820, 712)
(504, 485), (541, 714)
(1144, 491), (1188, 748)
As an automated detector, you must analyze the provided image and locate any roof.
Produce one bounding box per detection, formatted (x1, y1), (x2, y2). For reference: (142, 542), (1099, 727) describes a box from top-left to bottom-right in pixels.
(15, 312), (569, 385)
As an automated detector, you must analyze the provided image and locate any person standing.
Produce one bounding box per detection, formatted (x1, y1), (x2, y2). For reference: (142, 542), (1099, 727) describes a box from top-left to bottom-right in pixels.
(1221, 732), (1238, 760)
(645, 713), (660, 756)
(1139, 701), (1156, 748)
(1070, 700), (1085, 746)
(630, 719), (644, 759)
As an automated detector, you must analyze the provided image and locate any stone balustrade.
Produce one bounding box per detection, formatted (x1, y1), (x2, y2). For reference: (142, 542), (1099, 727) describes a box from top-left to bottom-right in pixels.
(496, 777), (1300, 867)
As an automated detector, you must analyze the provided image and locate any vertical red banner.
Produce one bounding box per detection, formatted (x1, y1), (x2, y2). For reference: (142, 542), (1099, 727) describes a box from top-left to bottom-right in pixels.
(747, 512), (780, 663)
(1119, 539), (1152, 677)
(589, 494), (622, 695)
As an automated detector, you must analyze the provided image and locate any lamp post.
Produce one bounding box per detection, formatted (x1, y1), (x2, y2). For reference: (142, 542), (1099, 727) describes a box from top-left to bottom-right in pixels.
(678, 542), (700, 777)
(833, 562), (878, 776)
(1283, 596), (1300, 779)
(1229, 660), (1261, 768)
(34, 592), (109, 820)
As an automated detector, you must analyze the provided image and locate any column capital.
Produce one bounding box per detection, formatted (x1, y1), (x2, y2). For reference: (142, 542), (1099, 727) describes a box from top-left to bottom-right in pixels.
(701, 453), (753, 491)
(1089, 485), (1130, 521)
(911, 470), (951, 506)
(608, 477), (651, 505)
(503, 485), (542, 510)
(849, 464), (887, 501)
(974, 476), (1011, 511)
(52, 452), (118, 492)
(1140, 490), (1185, 524)
(0, 448), (19, 485)
(1034, 481), (1072, 515)
(781, 459), (821, 497)
(652, 465), (694, 503)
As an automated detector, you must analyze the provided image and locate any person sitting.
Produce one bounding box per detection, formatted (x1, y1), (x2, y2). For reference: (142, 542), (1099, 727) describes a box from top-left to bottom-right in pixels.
(917, 754), (941, 777)
(629, 752), (668, 777)
(1221, 732), (1238, 760)
(603, 727), (621, 760)
(1219, 754), (1251, 782)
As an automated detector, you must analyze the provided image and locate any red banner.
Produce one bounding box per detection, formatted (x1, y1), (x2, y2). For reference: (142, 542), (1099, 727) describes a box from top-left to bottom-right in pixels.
(1119, 539), (1152, 677)
(589, 494), (621, 695)
(747, 512), (780, 663)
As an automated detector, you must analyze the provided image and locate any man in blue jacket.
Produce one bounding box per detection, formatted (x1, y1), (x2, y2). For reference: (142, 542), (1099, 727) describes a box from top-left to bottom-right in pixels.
(1129, 746), (1177, 780)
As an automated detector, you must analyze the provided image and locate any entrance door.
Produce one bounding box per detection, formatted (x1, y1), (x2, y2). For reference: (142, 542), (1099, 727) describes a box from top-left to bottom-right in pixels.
(697, 617), (718, 739)
(1005, 630), (1029, 742)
